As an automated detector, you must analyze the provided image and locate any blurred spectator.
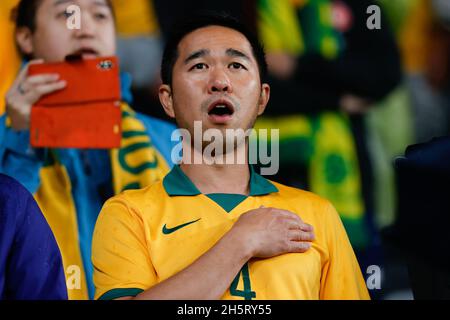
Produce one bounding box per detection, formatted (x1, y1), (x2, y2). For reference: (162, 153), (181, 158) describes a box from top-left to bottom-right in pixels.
(111, 0), (166, 119)
(256, 0), (402, 267)
(392, 0), (450, 142)
(0, 174), (67, 300)
(364, 0), (416, 231)
(372, 0), (450, 233)
(113, 0), (162, 88)
(393, 136), (450, 299)
(0, 0), (176, 299)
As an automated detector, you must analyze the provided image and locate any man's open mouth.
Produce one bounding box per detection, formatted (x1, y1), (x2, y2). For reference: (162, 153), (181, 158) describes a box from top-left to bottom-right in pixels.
(65, 48), (99, 61)
(207, 100), (235, 119)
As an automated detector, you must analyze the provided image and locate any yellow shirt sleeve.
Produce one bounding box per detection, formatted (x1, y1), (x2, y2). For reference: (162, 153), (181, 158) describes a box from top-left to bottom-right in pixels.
(92, 195), (157, 300)
(319, 201), (371, 300)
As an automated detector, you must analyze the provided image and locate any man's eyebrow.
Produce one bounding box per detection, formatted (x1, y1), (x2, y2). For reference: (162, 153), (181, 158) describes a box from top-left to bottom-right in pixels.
(184, 49), (210, 64)
(226, 48), (251, 61)
(53, 0), (73, 6)
(53, 0), (109, 7)
(92, 0), (110, 7)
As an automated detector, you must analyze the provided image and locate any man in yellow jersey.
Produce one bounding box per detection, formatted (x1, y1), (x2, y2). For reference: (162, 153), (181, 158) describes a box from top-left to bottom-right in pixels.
(92, 14), (370, 300)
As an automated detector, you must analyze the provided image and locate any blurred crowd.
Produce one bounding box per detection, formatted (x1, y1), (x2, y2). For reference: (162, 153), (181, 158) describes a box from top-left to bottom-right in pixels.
(1, 0), (450, 299)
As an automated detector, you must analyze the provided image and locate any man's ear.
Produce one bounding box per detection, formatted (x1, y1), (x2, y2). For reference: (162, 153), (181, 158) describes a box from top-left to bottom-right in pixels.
(159, 84), (175, 118)
(257, 83), (270, 116)
(16, 27), (34, 56)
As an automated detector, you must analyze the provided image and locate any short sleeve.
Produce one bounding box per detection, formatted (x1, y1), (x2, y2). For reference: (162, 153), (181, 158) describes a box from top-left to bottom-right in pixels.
(92, 195), (157, 300)
(319, 201), (370, 300)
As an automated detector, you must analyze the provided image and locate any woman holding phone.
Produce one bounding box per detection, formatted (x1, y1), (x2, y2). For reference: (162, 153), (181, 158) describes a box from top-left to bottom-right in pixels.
(0, 0), (175, 300)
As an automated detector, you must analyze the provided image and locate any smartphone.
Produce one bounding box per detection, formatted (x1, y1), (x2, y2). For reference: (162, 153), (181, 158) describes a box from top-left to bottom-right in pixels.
(29, 56), (122, 149)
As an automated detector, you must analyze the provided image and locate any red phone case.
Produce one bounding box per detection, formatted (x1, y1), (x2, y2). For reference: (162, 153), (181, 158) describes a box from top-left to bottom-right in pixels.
(29, 56), (122, 149)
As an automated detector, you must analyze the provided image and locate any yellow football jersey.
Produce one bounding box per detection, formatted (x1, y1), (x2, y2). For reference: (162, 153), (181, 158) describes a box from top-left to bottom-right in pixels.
(92, 165), (370, 300)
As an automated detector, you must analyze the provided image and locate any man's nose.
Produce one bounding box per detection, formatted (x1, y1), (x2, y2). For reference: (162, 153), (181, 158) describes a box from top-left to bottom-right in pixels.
(74, 13), (96, 38)
(208, 69), (232, 94)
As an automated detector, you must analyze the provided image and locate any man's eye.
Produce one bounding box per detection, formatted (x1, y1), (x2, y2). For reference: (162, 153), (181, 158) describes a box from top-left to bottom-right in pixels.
(58, 10), (74, 18)
(190, 63), (208, 71)
(94, 12), (108, 20)
(229, 62), (246, 70)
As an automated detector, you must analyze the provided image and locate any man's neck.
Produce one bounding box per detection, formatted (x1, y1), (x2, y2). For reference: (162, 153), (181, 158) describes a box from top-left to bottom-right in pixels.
(179, 162), (250, 195)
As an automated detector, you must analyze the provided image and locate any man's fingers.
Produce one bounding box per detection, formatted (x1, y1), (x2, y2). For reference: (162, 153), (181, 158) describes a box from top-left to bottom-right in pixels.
(14, 59), (44, 85)
(20, 74), (61, 94)
(288, 241), (311, 253)
(299, 223), (314, 233)
(288, 229), (315, 242)
(271, 208), (303, 223)
(285, 219), (302, 230)
(25, 74), (60, 86)
(35, 81), (67, 95)
(27, 81), (67, 100)
(28, 59), (45, 65)
(269, 208), (315, 234)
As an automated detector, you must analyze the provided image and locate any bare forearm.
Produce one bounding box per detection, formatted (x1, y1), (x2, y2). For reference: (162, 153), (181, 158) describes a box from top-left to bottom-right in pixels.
(132, 229), (251, 300)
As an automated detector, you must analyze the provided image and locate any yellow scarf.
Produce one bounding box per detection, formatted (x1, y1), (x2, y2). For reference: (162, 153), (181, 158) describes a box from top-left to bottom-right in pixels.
(111, 103), (169, 193)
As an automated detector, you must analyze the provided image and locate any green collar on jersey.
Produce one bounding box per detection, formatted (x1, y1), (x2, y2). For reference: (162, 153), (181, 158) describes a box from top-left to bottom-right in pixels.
(163, 164), (278, 197)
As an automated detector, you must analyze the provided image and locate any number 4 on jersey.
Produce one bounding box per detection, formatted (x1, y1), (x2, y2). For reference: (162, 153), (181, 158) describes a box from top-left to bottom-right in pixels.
(230, 263), (256, 300)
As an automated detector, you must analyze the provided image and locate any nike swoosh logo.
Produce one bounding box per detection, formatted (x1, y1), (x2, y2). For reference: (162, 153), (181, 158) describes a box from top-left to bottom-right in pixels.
(162, 218), (201, 235)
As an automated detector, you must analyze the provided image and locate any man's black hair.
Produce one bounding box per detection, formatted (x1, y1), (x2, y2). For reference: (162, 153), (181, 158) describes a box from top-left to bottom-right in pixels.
(161, 12), (268, 85)
(13, 0), (43, 32)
